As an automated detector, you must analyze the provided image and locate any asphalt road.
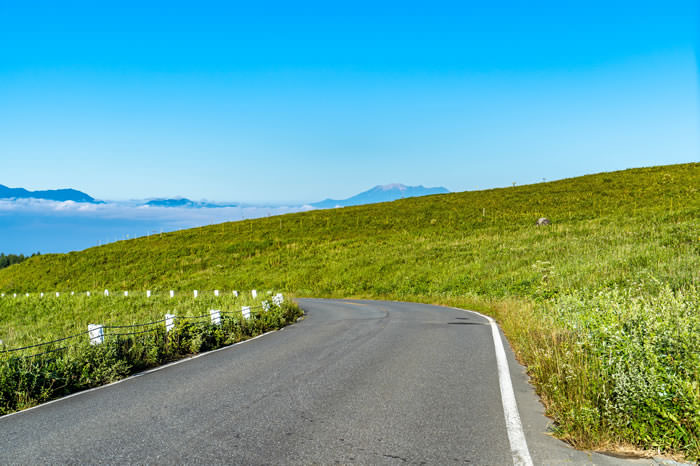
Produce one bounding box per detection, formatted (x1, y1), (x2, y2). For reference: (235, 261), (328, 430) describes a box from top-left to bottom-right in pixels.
(0, 299), (655, 465)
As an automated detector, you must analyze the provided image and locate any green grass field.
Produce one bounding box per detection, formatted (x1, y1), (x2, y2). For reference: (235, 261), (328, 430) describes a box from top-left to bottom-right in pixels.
(1, 162), (698, 459)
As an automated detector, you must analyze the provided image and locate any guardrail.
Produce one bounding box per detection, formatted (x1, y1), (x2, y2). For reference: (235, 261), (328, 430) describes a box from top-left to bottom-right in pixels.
(0, 293), (285, 359)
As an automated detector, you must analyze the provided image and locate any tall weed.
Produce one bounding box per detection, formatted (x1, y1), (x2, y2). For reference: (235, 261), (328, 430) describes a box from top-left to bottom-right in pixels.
(500, 285), (699, 459)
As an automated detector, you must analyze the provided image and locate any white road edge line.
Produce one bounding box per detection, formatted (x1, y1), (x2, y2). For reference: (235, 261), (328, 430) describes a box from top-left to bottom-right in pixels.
(455, 307), (534, 466)
(0, 329), (279, 421)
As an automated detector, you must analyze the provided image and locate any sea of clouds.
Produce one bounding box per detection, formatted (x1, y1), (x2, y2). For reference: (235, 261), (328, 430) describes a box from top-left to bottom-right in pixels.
(0, 199), (314, 255)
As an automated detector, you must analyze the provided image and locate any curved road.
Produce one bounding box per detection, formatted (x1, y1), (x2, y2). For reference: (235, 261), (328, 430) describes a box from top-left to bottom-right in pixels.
(0, 299), (651, 464)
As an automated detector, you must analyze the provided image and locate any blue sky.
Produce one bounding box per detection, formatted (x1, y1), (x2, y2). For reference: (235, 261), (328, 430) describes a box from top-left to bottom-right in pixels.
(1, 1), (697, 203)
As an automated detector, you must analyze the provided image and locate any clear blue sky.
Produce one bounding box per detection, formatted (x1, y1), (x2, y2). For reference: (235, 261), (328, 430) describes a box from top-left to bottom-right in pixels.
(1, 1), (697, 203)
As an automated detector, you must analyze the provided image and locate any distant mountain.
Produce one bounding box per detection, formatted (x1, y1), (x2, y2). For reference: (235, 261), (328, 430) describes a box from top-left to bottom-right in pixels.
(311, 184), (449, 209)
(0, 184), (99, 203)
(144, 198), (238, 208)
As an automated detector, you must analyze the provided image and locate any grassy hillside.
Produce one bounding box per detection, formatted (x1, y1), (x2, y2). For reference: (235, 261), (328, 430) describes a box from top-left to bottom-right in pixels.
(1, 163), (697, 296)
(1, 162), (698, 458)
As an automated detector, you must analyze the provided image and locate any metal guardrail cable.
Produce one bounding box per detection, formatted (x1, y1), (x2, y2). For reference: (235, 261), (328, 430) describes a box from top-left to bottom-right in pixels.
(20, 346), (68, 359)
(103, 317), (168, 329)
(1, 346), (68, 362)
(176, 313), (212, 320)
(106, 328), (160, 337)
(0, 300), (278, 354)
(221, 305), (263, 312)
(0, 329), (93, 354)
(220, 309), (254, 314)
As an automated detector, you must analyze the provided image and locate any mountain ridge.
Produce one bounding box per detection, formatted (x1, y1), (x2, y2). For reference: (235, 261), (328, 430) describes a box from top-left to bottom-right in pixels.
(0, 184), (99, 203)
(0, 183), (448, 209)
(311, 184), (449, 209)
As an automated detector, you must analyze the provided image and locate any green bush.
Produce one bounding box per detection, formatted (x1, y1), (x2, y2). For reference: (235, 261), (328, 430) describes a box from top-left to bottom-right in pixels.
(543, 285), (700, 456)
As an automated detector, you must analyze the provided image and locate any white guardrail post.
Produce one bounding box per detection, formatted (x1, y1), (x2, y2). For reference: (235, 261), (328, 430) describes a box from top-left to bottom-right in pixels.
(210, 309), (221, 325)
(251, 289), (257, 299)
(242, 306), (251, 320)
(88, 324), (104, 345)
(165, 313), (175, 332)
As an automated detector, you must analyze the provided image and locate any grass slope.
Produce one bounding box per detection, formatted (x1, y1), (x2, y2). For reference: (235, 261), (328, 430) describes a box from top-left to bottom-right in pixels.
(1, 162), (699, 458)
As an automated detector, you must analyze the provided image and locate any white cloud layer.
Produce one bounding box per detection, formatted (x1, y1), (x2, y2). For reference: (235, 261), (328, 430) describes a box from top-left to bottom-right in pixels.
(0, 198), (314, 226)
(0, 199), (316, 254)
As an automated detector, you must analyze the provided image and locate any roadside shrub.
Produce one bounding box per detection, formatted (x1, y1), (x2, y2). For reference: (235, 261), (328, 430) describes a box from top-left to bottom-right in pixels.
(534, 285), (699, 458)
(0, 301), (302, 415)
